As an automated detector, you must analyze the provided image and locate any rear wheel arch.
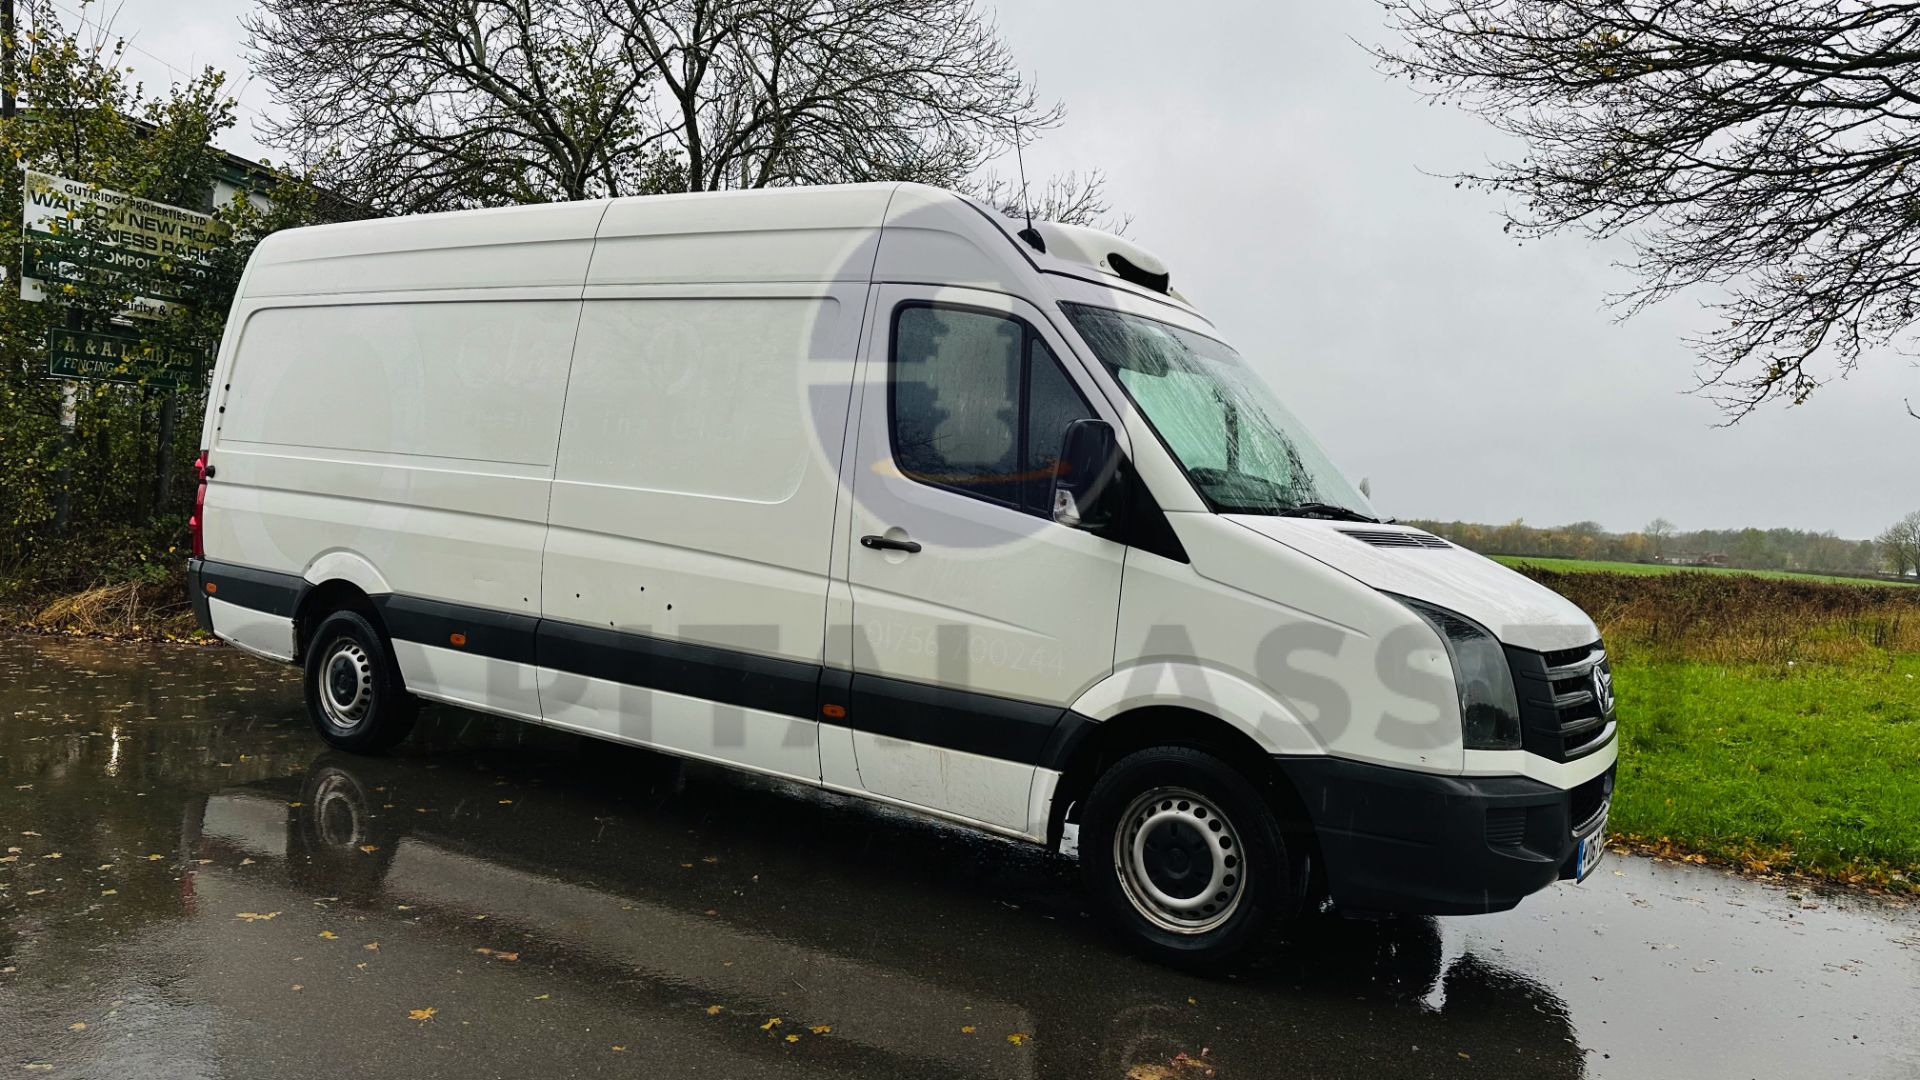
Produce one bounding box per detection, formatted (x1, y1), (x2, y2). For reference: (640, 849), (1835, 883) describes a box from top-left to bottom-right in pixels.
(292, 579), (382, 665)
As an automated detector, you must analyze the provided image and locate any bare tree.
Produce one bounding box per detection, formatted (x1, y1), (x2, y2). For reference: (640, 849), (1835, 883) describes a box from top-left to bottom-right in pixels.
(602, 0), (1058, 190)
(1378, 2), (1920, 419)
(246, 0), (673, 211)
(1644, 517), (1675, 558)
(246, 0), (1093, 217)
(1879, 511), (1920, 578)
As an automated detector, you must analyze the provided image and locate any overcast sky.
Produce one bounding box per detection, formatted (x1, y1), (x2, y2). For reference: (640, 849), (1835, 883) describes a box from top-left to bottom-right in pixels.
(97, 0), (1919, 539)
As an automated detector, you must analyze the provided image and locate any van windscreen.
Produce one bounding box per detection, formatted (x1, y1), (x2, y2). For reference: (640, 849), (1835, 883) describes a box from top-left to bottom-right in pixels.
(1059, 302), (1376, 521)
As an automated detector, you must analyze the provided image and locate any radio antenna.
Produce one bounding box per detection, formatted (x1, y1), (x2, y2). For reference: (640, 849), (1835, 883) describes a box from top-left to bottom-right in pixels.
(1016, 129), (1033, 232)
(1014, 127), (1046, 253)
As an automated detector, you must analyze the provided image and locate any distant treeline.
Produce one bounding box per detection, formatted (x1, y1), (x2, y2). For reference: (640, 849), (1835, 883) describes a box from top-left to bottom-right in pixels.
(1405, 519), (1890, 578)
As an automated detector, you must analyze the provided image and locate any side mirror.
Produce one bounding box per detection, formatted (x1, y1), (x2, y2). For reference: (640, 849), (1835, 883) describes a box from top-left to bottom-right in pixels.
(1051, 419), (1122, 529)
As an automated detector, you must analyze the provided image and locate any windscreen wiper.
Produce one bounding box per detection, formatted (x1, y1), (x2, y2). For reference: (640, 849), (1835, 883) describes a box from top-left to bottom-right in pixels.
(1275, 502), (1380, 523)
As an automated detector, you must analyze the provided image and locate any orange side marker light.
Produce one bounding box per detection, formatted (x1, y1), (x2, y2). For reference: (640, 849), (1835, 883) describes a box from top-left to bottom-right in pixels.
(821, 704), (846, 719)
(449, 632), (468, 647)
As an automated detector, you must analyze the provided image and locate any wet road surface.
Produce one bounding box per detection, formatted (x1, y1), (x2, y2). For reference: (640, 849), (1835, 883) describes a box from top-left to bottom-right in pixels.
(2, 633), (1918, 1079)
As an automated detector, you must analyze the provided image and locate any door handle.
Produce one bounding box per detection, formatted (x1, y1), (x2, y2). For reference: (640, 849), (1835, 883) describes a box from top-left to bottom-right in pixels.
(860, 534), (922, 554)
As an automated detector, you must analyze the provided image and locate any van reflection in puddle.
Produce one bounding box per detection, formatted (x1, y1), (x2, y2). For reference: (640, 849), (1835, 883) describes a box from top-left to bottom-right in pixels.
(185, 727), (1583, 1079)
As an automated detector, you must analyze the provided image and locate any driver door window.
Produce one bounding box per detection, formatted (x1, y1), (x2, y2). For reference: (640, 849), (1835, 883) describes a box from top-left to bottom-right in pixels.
(889, 303), (1094, 517)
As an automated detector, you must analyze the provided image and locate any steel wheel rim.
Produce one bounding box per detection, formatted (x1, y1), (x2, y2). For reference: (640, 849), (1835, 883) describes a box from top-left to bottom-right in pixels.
(319, 639), (374, 731)
(1113, 786), (1245, 935)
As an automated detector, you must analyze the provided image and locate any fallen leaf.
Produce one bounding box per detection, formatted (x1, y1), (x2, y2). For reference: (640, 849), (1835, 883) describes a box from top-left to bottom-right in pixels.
(534, 994), (550, 1001)
(498, 799), (513, 805)
(761, 1017), (782, 1031)
(358, 845), (378, 854)
(960, 1025), (975, 1034)
(100, 889), (117, 896)
(611, 1045), (626, 1052)
(785, 1034), (800, 1043)
(42, 852), (61, 860)
(240, 858), (255, 866)
(288, 802), (303, 807)
(96, 864), (112, 870)
(291, 984), (304, 992)
(319, 931), (338, 940)
(364, 942), (379, 951)
(1007, 1033), (1029, 1045)
(408, 1007), (437, 1022)
(810, 1024), (831, 1035)
(235, 912), (282, 922)
(67, 1022), (86, 1032)
(145, 854), (163, 861)
(705, 1005), (723, 1016)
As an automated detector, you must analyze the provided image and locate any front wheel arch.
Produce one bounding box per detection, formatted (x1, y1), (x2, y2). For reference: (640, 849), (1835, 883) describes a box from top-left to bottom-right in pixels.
(1049, 707), (1313, 846)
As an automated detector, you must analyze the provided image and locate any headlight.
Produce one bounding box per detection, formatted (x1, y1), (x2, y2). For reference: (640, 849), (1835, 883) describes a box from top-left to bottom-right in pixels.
(1394, 596), (1522, 750)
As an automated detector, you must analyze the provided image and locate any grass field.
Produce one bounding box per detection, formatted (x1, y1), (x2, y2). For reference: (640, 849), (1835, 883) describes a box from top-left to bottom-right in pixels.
(1611, 657), (1920, 884)
(1494, 554), (1912, 588)
(1509, 564), (1920, 889)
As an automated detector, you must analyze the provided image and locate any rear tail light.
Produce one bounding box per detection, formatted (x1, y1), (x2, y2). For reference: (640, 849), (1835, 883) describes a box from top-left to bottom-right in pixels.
(190, 450), (208, 558)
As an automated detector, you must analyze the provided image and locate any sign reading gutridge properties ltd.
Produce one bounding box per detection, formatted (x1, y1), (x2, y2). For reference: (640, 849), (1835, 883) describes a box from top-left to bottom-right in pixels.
(21, 169), (229, 389)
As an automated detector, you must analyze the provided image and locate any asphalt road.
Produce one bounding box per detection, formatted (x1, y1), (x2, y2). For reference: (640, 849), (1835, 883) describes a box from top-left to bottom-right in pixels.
(2, 632), (1918, 1079)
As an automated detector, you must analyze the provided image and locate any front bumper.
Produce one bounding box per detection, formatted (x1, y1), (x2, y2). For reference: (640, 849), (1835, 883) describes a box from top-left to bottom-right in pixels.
(1276, 755), (1615, 916)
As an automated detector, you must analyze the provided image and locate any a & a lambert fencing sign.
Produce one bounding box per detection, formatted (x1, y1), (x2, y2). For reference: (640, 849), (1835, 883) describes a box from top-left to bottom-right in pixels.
(21, 169), (226, 388)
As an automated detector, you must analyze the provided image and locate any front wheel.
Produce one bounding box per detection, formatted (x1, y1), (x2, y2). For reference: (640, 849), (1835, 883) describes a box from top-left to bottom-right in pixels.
(1080, 746), (1305, 968)
(303, 609), (417, 753)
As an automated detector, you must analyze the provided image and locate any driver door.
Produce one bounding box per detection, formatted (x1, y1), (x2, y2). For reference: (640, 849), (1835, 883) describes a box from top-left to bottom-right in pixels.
(839, 285), (1129, 833)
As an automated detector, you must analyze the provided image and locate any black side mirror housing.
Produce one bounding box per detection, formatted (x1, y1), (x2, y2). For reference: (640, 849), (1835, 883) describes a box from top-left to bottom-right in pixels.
(1051, 419), (1122, 530)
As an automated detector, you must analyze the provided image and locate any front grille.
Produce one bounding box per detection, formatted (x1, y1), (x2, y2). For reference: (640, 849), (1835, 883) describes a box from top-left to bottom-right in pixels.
(1569, 769), (1613, 834)
(1505, 640), (1617, 762)
(1338, 528), (1452, 549)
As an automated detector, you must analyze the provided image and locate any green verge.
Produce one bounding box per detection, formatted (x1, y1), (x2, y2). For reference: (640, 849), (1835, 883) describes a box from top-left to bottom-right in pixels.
(1610, 656), (1920, 888)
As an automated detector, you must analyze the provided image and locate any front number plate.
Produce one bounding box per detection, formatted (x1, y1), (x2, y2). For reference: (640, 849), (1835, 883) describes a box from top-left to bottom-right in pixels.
(1574, 802), (1610, 882)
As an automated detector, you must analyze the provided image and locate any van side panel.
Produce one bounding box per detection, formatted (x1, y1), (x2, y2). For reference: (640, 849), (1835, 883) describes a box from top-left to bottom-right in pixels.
(204, 297), (578, 719)
(537, 287), (868, 779)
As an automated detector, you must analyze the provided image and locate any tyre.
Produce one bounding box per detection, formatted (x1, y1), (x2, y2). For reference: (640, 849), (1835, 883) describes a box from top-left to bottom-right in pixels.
(303, 609), (418, 753)
(1080, 745), (1304, 968)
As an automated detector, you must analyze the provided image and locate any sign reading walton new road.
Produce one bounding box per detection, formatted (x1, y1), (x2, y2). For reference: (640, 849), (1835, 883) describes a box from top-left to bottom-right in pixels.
(20, 169), (226, 386)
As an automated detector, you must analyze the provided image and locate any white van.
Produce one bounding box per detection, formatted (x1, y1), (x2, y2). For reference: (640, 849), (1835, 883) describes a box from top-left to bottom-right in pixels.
(186, 183), (1616, 965)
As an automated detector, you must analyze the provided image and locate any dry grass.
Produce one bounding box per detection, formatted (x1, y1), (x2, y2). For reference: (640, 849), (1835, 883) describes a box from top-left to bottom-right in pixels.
(4, 569), (205, 642)
(1512, 566), (1920, 664)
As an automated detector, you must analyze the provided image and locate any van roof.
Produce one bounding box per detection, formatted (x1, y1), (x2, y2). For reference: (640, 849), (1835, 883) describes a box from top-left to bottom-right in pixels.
(238, 182), (1189, 313)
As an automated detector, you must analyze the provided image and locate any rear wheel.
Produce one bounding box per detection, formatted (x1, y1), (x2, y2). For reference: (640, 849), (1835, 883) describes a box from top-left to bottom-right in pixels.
(1080, 745), (1303, 968)
(303, 609), (417, 753)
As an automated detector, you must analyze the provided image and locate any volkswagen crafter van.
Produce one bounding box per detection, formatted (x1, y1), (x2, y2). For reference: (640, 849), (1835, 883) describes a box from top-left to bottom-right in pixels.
(186, 183), (1616, 966)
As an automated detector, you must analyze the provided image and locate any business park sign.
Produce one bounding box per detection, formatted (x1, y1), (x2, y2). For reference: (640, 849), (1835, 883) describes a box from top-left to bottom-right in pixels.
(21, 168), (228, 389)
